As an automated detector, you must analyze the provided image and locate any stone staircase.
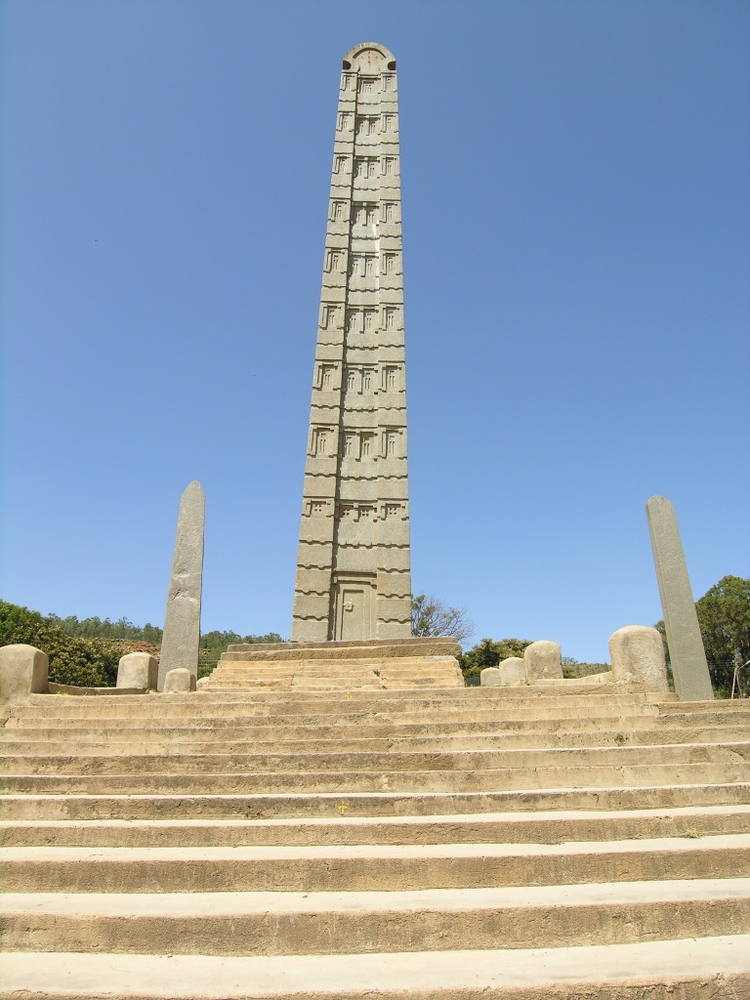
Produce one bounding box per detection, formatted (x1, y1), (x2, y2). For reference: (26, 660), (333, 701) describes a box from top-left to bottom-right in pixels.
(206, 637), (465, 690)
(1, 681), (750, 998)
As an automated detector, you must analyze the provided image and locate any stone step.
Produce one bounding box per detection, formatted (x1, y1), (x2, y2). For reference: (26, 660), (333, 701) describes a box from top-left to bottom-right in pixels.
(4, 804), (749, 847)
(6, 704), (667, 725)
(3, 936), (749, 999)
(3, 834), (749, 893)
(2, 761), (747, 795)
(3, 727), (748, 755)
(3, 740), (748, 775)
(5, 782), (748, 821)
(3, 878), (750, 955)
(7, 711), (740, 739)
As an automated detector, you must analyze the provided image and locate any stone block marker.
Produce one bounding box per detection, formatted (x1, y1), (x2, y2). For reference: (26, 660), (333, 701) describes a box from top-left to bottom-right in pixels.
(646, 495), (713, 700)
(609, 626), (669, 693)
(0, 644), (48, 702)
(480, 667), (502, 687)
(524, 640), (563, 681)
(163, 667), (196, 693)
(157, 481), (205, 690)
(498, 657), (527, 686)
(117, 653), (158, 690)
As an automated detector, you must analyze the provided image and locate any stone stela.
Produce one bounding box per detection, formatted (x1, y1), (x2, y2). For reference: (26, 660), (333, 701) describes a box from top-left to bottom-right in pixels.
(291, 42), (411, 643)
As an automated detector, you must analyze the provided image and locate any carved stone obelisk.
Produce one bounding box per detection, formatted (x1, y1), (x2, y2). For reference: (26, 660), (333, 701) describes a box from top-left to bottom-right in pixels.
(292, 42), (411, 642)
(157, 480), (205, 689)
(646, 495), (713, 700)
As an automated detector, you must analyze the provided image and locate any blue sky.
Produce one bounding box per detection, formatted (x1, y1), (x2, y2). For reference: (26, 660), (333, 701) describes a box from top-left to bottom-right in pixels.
(1, 0), (748, 661)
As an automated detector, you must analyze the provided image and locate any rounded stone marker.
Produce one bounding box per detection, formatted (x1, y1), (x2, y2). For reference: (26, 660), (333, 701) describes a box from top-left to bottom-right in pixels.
(163, 667), (197, 693)
(609, 626), (669, 693)
(480, 667), (502, 687)
(498, 657), (527, 686)
(117, 653), (158, 690)
(524, 640), (563, 682)
(0, 644), (49, 702)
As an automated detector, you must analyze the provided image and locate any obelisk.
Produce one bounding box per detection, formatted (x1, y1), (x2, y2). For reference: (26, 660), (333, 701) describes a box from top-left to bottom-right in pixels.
(157, 480), (205, 688)
(291, 42), (411, 642)
(646, 495), (713, 700)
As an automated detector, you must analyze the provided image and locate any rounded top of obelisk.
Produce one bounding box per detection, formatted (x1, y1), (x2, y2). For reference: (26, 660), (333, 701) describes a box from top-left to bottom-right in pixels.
(342, 42), (396, 71)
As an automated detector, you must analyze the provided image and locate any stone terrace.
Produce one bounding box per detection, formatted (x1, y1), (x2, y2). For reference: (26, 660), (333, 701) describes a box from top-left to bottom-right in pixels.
(1, 676), (750, 998)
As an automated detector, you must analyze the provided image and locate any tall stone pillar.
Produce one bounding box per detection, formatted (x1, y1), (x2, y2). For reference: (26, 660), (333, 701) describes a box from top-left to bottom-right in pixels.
(646, 495), (713, 700)
(157, 481), (205, 689)
(292, 42), (411, 642)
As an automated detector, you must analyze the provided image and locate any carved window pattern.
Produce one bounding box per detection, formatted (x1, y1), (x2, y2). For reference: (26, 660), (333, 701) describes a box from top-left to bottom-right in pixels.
(383, 306), (398, 330)
(357, 75), (379, 95)
(341, 73), (356, 92)
(362, 368), (373, 391)
(384, 429), (399, 458)
(346, 368), (358, 392)
(384, 502), (403, 519)
(381, 156), (397, 176)
(354, 156), (378, 179)
(321, 304), (339, 329)
(384, 365), (398, 391)
(356, 115), (379, 137)
(344, 433), (359, 458)
(381, 113), (396, 133)
(381, 202), (396, 223)
(352, 202), (378, 228)
(337, 112), (352, 131)
(349, 253), (377, 278)
(382, 74), (395, 92)
(309, 500), (327, 515)
(325, 249), (344, 273)
(330, 200), (347, 223)
(363, 308), (377, 332)
(318, 364), (336, 389)
(382, 253), (398, 275)
(361, 432), (375, 457)
(312, 428), (332, 457)
(333, 155), (348, 174)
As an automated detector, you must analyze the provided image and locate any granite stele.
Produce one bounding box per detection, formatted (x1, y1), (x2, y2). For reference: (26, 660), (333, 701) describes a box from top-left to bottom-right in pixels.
(291, 42), (411, 643)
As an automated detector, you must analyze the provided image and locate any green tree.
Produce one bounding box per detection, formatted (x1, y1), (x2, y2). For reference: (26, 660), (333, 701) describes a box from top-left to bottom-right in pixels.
(655, 575), (750, 694)
(411, 594), (473, 643)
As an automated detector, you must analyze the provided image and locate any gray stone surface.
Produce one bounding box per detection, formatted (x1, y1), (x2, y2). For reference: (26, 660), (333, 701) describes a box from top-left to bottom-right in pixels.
(609, 626), (669, 692)
(479, 667), (502, 687)
(525, 640), (563, 682)
(157, 481), (205, 690)
(646, 495), (713, 700)
(499, 657), (527, 686)
(163, 667), (196, 693)
(291, 43), (412, 643)
(0, 644), (48, 702)
(117, 653), (158, 691)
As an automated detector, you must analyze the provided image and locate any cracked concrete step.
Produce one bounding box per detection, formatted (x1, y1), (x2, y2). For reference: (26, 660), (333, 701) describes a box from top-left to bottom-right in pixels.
(4, 782), (749, 821)
(3, 740), (749, 775)
(4, 834), (750, 893)
(4, 804), (750, 847)
(3, 936), (749, 999)
(3, 879), (750, 955)
(4, 727), (749, 755)
(4, 761), (748, 795)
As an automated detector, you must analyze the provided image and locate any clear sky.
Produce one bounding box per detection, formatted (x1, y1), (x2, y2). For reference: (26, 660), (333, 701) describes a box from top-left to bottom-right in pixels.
(1, 0), (748, 661)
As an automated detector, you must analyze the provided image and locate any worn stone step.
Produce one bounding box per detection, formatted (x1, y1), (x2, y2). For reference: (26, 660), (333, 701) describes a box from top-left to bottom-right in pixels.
(3, 936), (749, 999)
(4, 705), (669, 727)
(4, 782), (748, 821)
(3, 878), (750, 955)
(4, 804), (749, 848)
(3, 727), (748, 756)
(3, 741), (748, 776)
(5, 713), (674, 737)
(4, 835), (749, 893)
(2, 761), (747, 795)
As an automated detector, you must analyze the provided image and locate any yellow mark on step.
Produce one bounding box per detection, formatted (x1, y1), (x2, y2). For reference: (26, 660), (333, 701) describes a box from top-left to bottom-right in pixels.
(337, 800), (349, 815)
